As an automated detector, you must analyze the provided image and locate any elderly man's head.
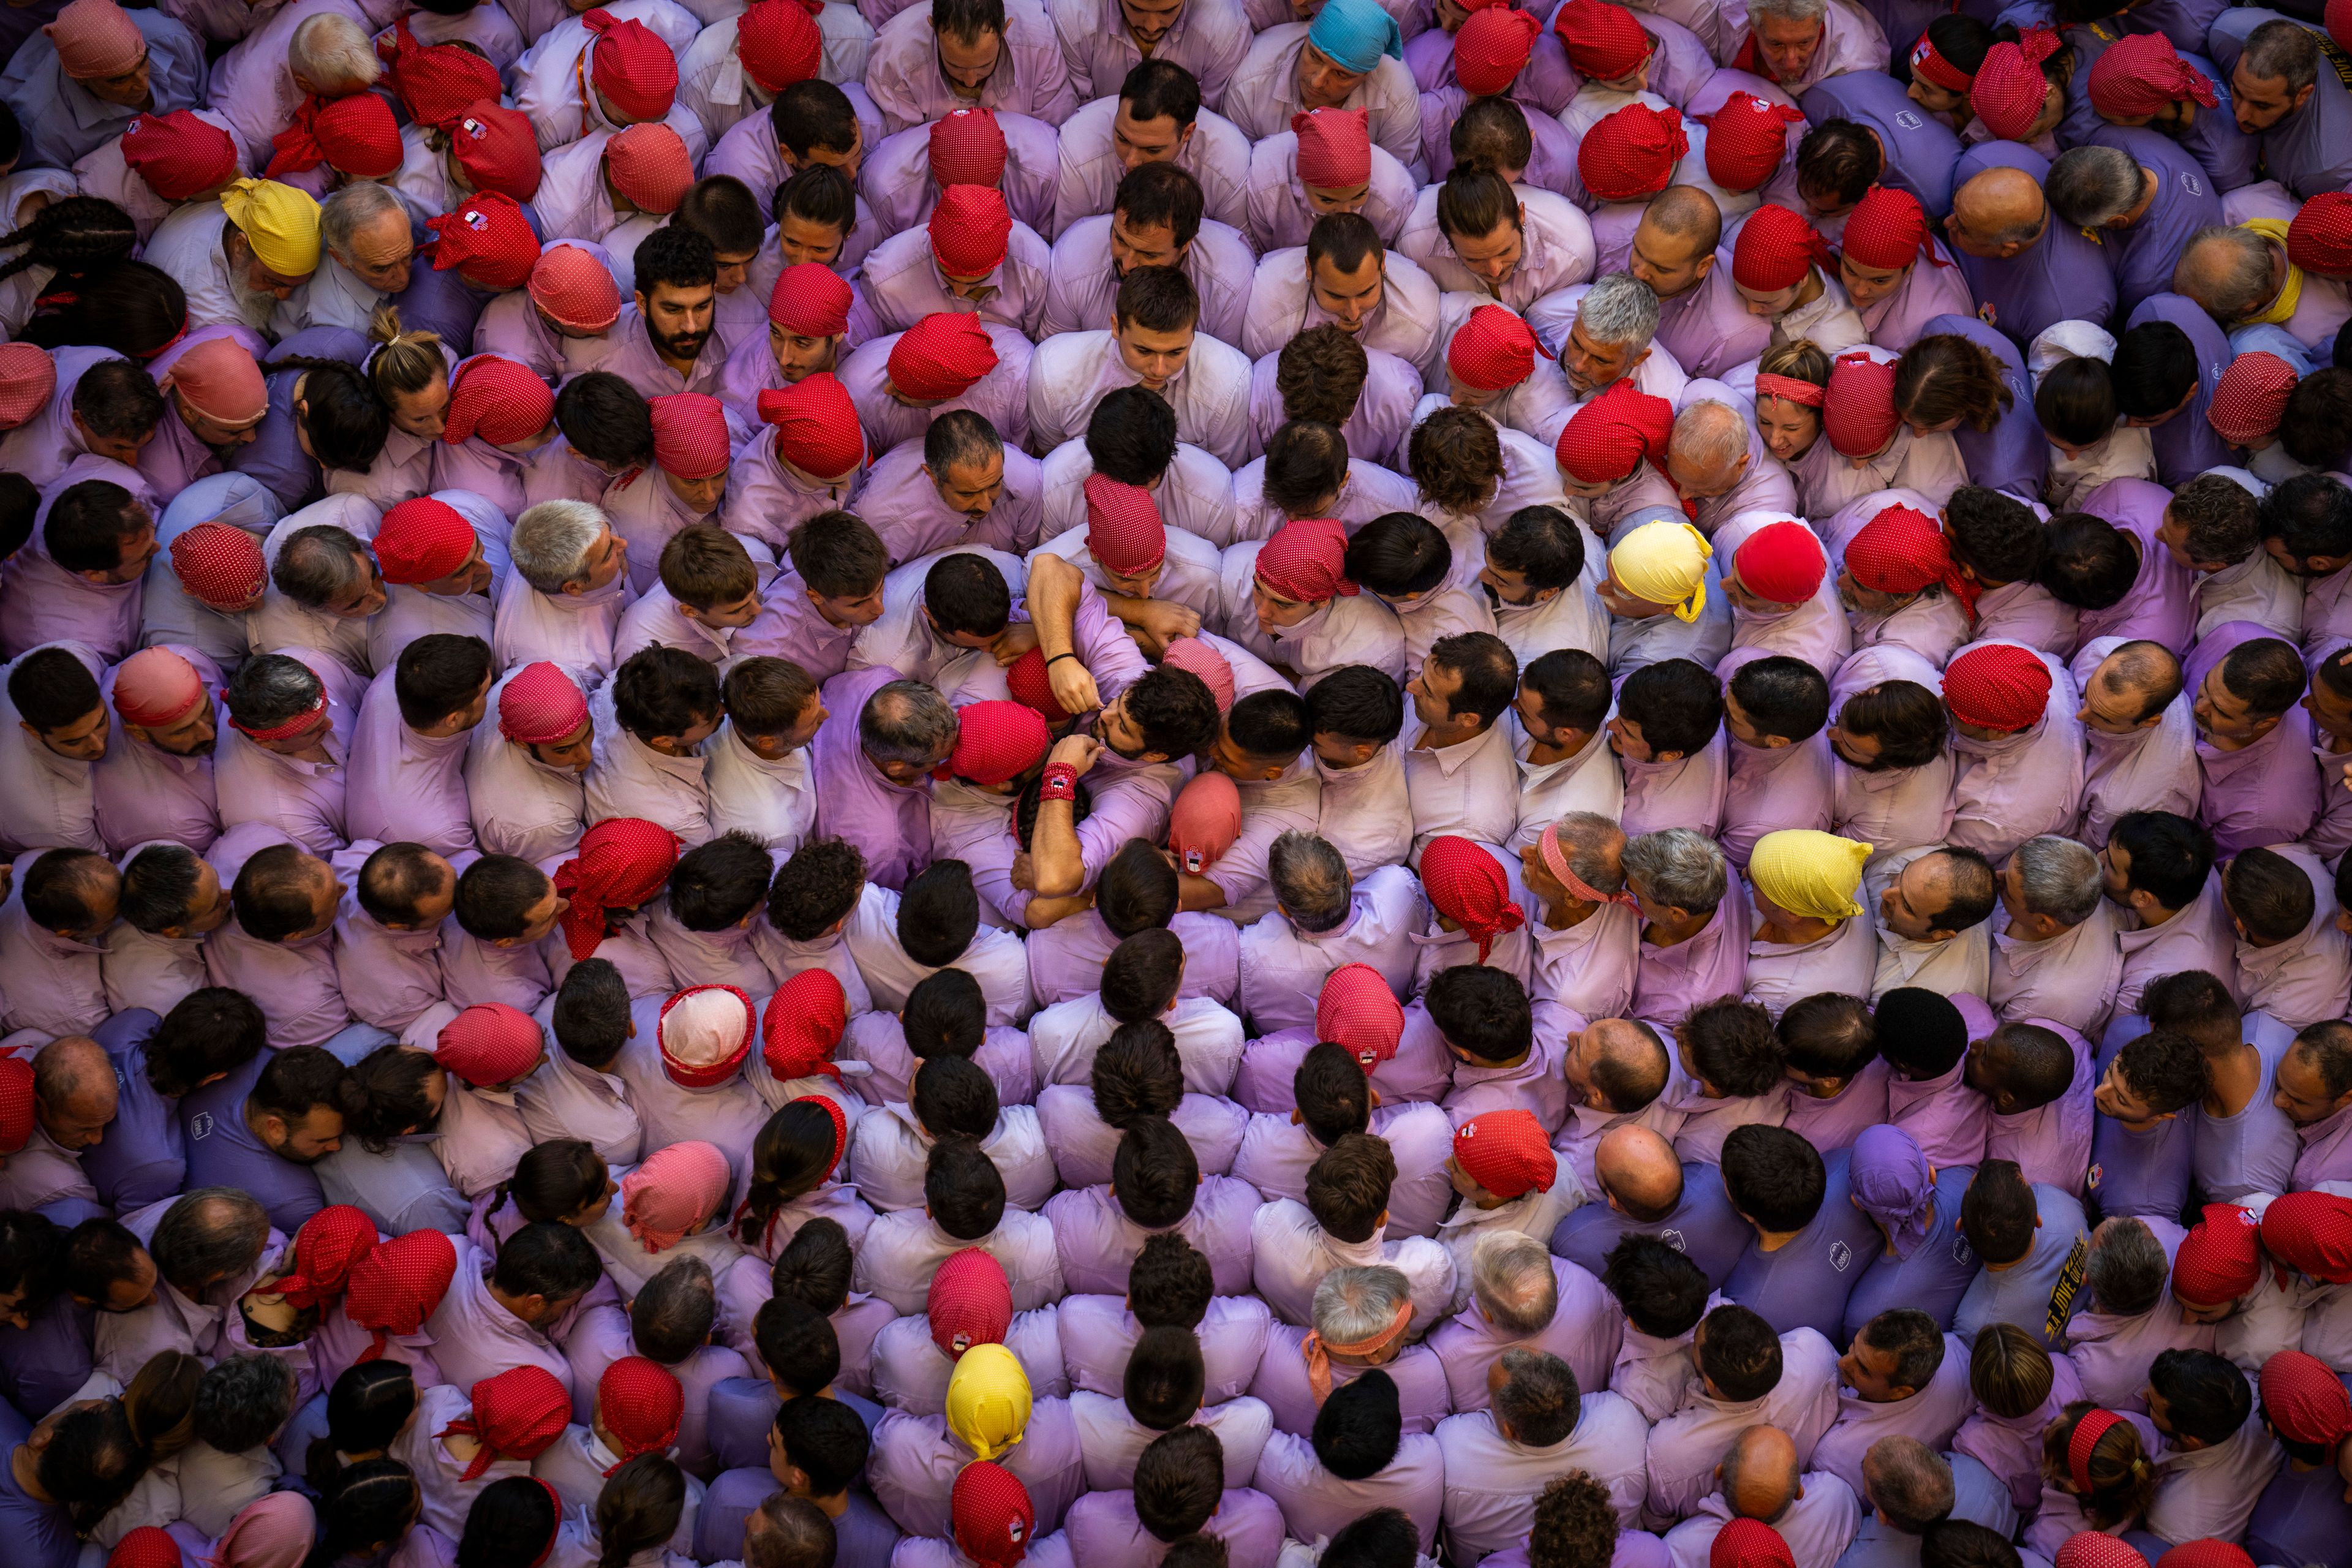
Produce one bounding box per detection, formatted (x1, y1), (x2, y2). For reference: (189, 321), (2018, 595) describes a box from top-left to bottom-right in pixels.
(1470, 1230), (1559, 1335)
(1666, 400), (1751, 499)
(33, 1036), (116, 1150)
(1945, 167), (2048, 260)
(2173, 225), (2286, 325)
(1564, 274), (1661, 398)
(1718, 1425), (1801, 1521)
(1591, 1122), (1681, 1217)
(858, 679), (956, 785)
(320, 182), (412, 296)
(1746, 0), (1830, 84)
(1999, 835), (2103, 940)
(1310, 1264), (1414, 1368)
(288, 12), (379, 97)
(1875, 846), (1997, 942)
(1520, 807), (1627, 915)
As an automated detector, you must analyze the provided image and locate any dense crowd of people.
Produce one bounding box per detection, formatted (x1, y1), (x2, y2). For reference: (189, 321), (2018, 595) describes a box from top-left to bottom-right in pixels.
(5, 0), (2352, 1562)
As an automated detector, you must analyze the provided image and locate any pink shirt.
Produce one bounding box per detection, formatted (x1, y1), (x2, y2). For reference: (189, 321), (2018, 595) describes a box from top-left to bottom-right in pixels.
(858, 442), (1043, 565)
(1057, 97), (1253, 236)
(2071, 644), (2200, 850)
(582, 685), (712, 844)
(1991, 907), (2121, 1039)
(862, 0), (1079, 132)
(1036, 1087), (1247, 1189)
(1985, 1016), (2095, 1190)
(1028, 328), (1256, 466)
(1249, 1322), (1453, 1438)
(1256, 1427), (1446, 1553)
(2115, 872), (2237, 1017)
(1438, 1392), (1651, 1559)
(1222, 24), (1422, 167)
(1242, 130), (1419, 253)
(421, 1235), (578, 1396)
(1663, 1475), (1863, 1568)
(871, 1305), (1068, 1415)
(1722, 731), (1836, 869)
(1860, 238), (1977, 352)
(1746, 905), (1877, 1019)
(1047, 1177), (1261, 1295)
(2236, 842), (2352, 1029)
(861, 110), (1058, 235)
(842, 324), (1035, 453)
(853, 1207), (1066, 1314)
(1954, 1353), (2084, 1513)
(1237, 863), (1425, 1029)
(333, 889), (446, 1035)
(1064, 1487), (1286, 1568)
(1632, 867), (1752, 1031)
(1229, 1099), (1457, 1237)
(1048, 0), (1252, 108)
(1026, 910), (1240, 1008)
(1532, 904), (1642, 1024)
(1620, 731), (1730, 841)
(1046, 217), (1257, 345)
(1396, 186), (1597, 313)
(1643, 1327), (1841, 1519)
(1947, 644), (2086, 861)
(1059, 1291), (1272, 1408)
(345, 666), (476, 857)
(859, 221), (1056, 341)
(205, 919), (350, 1050)
(1240, 247), (1444, 372)
(1425, 1255), (1623, 1410)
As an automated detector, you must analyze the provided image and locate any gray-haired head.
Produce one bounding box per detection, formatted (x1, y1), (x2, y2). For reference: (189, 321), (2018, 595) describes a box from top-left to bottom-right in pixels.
(510, 500), (611, 594)
(2174, 225), (2283, 323)
(150, 1186), (269, 1297)
(1623, 827), (1728, 918)
(272, 524), (371, 609)
(1270, 831), (1352, 934)
(1311, 1263), (1413, 1346)
(2045, 146), (2151, 232)
(1547, 810), (1628, 897)
(288, 12), (380, 91)
(2085, 1216), (2169, 1317)
(2011, 835), (2101, 927)
(320, 183), (408, 268)
(1668, 401), (1749, 480)
(223, 653), (326, 732)
(1747, 0), (1828, 22)
(1575, 274), (1660, 352)
(1471, 1230), (1559, 1336)
(859, 680), (957, 768)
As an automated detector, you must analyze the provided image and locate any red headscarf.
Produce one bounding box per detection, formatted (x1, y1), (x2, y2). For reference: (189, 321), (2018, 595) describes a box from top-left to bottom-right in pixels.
(1841, 185), (1949, 273)
(424, 194), (539, 292)
(769, 262), (853, 336)
(435, 1003), (544, 1088)
(107, 1528), (182, 1568)
(1578, 103), (1686, 203)
(606, 123), (695, 214)
(373, 497), (476, 586)
(1452, 1107), (1557, 1198)
(584, 11), (680, 123)
(736, 0), (823, 92)
(168, 520), (266, 608)
(1255, 516), (1355, 602)
(654, 989), (755, 1091)
(1446, 303), (1548, 393)
(756, 371), (865, 480)
(930, 184), (1013, 278)
(2262, 1190), (2352, 1284)
(946, 699), (1049, 786)
(597, 1357), (684, 1468)
(346, 1227), (458, 1360)
(444, 353), (552, 447)
(530, 244), (621, 333)
(448, 102), (543, 202)
(650, 392), (732, 480)
(498, 662), (589, 745)
(272, 1204), (379, 1311)
(1732, 204), (1833, 293)
(1454, 5), (1541, 96)
(2260, 1349), (2352, 1446)
(1083, 472), (1167, 576)
(930, 107), (1007, 187)
(1732, 519), (1825, 604)
(1972, 26), (2060, 141)
(1698, 93), (1805, 192)
(1317, 963), (1405, 1069)
(554, 818), (681, 960)
(1292, 108), (1371, 189)
(1844, 503), (1955, 598)
(889, 312), (1000, 401)
(1553, 0), (1649, 80)
(1711, 1518), (1797, 1568)
(442, 1365), (571, 1480)
(1555, 378), (1673, 484)
(1420, 835), (1525, 961)
(120, 111), (239, 202)
(1823, 350), (1901, 458)
(0, 343), (54, 430)
(928, 1247), (1014, 1357)
(762, 969), (848, 1081)
(2087, 31), (2217, 119)
(2207, 351), (2299, 446)
(2056, 1535), (2150, 1568)
(2290, 191), (2352, 279)
(951, 1461), (1036, 1568)
(267, 93), (401, 180)
(377, 17), (500, 130)
(2171, 1202), (2262, 1305)
(1942, 643), (2052, 732)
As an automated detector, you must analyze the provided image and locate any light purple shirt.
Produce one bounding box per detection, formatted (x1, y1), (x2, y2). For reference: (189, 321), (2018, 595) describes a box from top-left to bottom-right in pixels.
(1046, 1177), (1261, 1295)
(1947, 643), (2086, 861)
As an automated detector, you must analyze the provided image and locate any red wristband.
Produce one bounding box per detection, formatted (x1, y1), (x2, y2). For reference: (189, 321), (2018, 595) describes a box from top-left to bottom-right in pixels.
(1039, 763), (1079, 801)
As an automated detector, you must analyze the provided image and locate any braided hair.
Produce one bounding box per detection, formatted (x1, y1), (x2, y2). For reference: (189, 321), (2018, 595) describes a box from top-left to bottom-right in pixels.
(0, 195), (138, 285)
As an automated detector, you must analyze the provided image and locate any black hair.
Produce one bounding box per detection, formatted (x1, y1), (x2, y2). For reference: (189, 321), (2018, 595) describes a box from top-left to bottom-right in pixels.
(556, 371), (654, 469)
(1085, 385), (1178, 485)
(1226, 688), (1311, 761)
(1112, 1116), (1200, 1229)
(1311, 1367), (1402, 1480)
(631, 221), (717, 298)
(611, 644), (722, 742)
(923, 552), (1011, 639)
(1600, 1234), (1710, 1339)
(6, 646), (100, 732)
(1617, 658), (1722, 756)
(1425, 964), (1532, 1066)
(1344, 511), (1452, 598)
(1129, 1231), (1213, 1329)
(1720, 1123), (1827, 1233)
(925, 1135), (1006, 1240)
(1728, 656), (1829, 744)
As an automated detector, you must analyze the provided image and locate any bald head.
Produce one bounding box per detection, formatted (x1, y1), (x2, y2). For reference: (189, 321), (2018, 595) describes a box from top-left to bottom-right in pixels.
(1646, 186), (1724, 247)
(1574, 1017), (1670, 1115)
(1948, 168), (2048, 258)
(2084, 639), (2184, 734)
(1597, 1124), (1684, 1221)
(34, 1035), (117, 1150)
(1719, 1425), (1801, 1521)
(2172, 226), (2282, 325)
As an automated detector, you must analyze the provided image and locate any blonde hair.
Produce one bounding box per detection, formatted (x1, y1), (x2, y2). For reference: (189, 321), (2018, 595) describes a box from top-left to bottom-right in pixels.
(1756, 338), (1831, 393)
(1967, 1322), (2052, 1419)
(366, 306), (446, 405)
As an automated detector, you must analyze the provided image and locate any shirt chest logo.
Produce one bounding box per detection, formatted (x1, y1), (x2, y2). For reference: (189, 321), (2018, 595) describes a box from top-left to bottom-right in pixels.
(1828, 1240), (1853, 1272)
(1894, 111), (1924, 130)
(1660, 1227), (1687, 1253)
(189, 1112), (214, 1140)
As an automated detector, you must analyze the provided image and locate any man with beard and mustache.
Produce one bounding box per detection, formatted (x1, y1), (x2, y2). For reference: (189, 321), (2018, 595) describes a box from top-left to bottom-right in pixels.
(102, 845), (235, 1018)
(606, 225), (727, 398)
(180, 1039), (349, 1234)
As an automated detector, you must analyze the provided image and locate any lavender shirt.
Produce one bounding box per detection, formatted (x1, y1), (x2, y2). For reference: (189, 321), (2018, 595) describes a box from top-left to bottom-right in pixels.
(2126, 295), (2237, 488)
(1948, 142), (2116, 349)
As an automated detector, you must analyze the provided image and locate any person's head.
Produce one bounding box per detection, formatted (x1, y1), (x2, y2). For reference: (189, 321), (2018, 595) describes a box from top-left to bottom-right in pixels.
(1409, 404), (1507, 516)
(2232, 18), (2320, 131)
(1626, 185), (1722, 301)
(2257, 473), (2352, 583)
(1110, 57), (1202, 167)
(1721, 1123), (1825, 1237)
(1862, 1436), (1954, 1534)
(194, 1354), (298, 1455)
(8, 647), (108, 775)
(2034, 356), (2119, 457)
(655, 525), (761, 628)
(2157, 473), (2261, 573)
(2098, 813), (2211, 927)
(1425, 963), (1532, 1069)
(2046, 144), (2154, 233)
(2147, 1347), (2253, 1451)
(145, 987), (264, 1099)
(1958, 1159), (2039, 1266)
(149, 1186), (268, 1298)
(1110, 1115), (1200, 1231)
(1490, 1347), (1581, 1447)
(246, 1044), (349, 1163)
(1678, 998), (1787, 1101)
(2225, 845), (2316, 948)
(1963, 1019), (2082, 1119)
(764, 839), (864, 943)
(486, 1221), (601, 1327)
(1946, 167), (2049, 261)
(2092, 1027), (2209, 1133)
(1667, 400), (1753, 500)
(772, 165), (858, 266)
(1610, 657), (1721, 764)
(1966, 1322), (2053, 1423)
(631, 224), (717, 366)
(1591, 1233), (1705, 1346)
(1697, 1304), (1782, 1401)
(1893, 336), (2011, 438)
(66, 360), (162, 467)
(1623, 827), (1728, 929)
(752, 1295), (840, 1400)
(1466, 1227), (1558, 1338)
(2278, 1019), (2352, 1127)
(1999, 834), (2102, 939)
(60, 1218), (153, 1313)
(608, 645), (723, 755)
(925, 1135), (1007, 1241)
(1830, 679), (1948, 772)
(722, 658), (823, 762)
(228, 842), (339, 948)
(508, 499), (627, 599)
(2193, 633), (2307, 747)
(1725, 657), (1829, 752)
(1564, 1020), (1668, 1120)
(2078, 639), (2183, 736)
(45, 479), (157, 588)
(1777, 992), (1877, 1098)
(1110, 160), (1204, 279)
(742, 1493), (836, 1568)
(1564, 274), (1662, 398)
(1794, 119), (1881, 219)
(1133, 1424), (1223, 1542)
(1841, 1309), (1945, 1404)
(1746, 0), (1831, 82)
(1110, 265), (1197, 391)
(1304, 1131), (1395, 1245)
(1123, 1322), (1205, 1432)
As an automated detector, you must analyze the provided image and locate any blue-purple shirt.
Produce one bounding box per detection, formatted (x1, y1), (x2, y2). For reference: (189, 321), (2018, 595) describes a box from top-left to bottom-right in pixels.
(0, 1401), (78, 1568)
(2207, 9), (2352, 199)
(0, 1296), (94, 1427)
(695, 1466), (901, 1568)
(2084, 126), (2224, 315)
(179, 1052), (326, 1235)
(2086, 1015), (2195, 1223)
(1920, 314), (2049, 504)
(1950, 142), (2117, 349)
(2126, 295), (2236, 487)
(1722, 1149), (1884, 1341)
(74, 1008), (185, 1214)
(2247, 1455), (2352, 1568)
(231, 325), (368, 511)
(1801, 71), (1967, 219)
(1550, 1159), (1755, 1289)
(1842, 1161), (1981, 1340)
